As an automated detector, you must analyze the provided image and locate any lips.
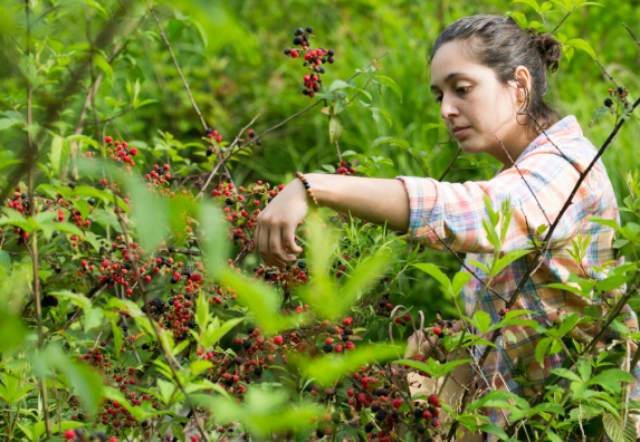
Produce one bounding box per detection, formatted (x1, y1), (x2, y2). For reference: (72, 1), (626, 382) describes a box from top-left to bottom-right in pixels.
(452, 126), (471, 134)
(452, 126), (472, 140)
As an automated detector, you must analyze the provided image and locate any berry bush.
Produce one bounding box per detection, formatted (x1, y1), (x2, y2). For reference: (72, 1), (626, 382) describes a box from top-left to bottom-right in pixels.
(1, 1), (640, 441)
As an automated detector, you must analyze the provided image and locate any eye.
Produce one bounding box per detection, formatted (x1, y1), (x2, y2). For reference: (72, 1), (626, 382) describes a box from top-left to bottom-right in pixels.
(455, 86), (471, 96)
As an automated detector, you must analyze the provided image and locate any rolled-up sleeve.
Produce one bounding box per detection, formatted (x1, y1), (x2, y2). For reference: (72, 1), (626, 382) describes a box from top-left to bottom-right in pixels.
(396, 150), (600, 254)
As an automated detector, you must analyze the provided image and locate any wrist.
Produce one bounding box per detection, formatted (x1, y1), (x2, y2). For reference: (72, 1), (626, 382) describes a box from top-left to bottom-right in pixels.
(302, 173), (334, 207)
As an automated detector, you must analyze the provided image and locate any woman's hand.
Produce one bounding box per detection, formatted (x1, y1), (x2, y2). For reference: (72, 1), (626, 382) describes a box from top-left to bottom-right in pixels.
(255, 178), (308, 268)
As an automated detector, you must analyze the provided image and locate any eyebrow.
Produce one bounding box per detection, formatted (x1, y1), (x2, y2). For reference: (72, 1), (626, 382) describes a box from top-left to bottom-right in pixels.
(429, 72), (467, 93)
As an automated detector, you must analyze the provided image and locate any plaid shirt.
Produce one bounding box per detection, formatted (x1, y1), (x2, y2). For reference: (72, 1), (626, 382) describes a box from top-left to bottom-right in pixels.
(397, 115), (639, 428)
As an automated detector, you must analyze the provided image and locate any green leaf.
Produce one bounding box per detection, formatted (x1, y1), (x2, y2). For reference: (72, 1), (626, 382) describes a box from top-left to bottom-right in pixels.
(472, 310), (493, 334)
(0, 371), (32, 405)
(0, 311), (27, 353)
(195, 290), (209, 331)
(372, 136), (410, 150)
(297, 211), (339, 319)
(329, 80), (352, 92)
(602, 413), (637, 442)
(193, 385), (325, 437)
(394, 357), (471, 378)
(514, 0), (544, 15)
(413, 263), (451, 292)
(468, 390), (530, 413)
(535, 337), (554, 366)
(198, 316), (244, 348)
(490, 249), (532, 276)
(218, 267), (307, 335)
(451, 271), (472, 295)
(589, 369), (635, 394)
(292, 343), (404, 387)
(334, 246), (393, 319)
(0, 110), (23, 131)
(329, 117), (342, 144)
(374, 74), (402, 101)
(31, 345), (104, 417)
(567, 38), (596, 59)
(550, 367), (581, 382)
(50, 290), (91, 310)
(199, 201), (229, 279)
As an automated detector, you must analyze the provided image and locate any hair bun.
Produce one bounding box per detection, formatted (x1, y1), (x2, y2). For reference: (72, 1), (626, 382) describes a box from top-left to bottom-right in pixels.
(528, 30), (562, 72)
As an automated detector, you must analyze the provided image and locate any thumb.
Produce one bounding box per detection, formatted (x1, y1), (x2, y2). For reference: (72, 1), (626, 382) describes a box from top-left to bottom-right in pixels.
(283, 224), (304, 254)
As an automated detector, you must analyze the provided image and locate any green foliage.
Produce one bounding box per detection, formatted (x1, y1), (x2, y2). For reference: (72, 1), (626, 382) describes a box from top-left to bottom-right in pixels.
(0, 0), (639, 440)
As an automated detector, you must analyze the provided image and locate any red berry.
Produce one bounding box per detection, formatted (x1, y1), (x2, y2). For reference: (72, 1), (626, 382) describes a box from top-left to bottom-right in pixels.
(433, 326), (442, 336)
(63, 429), (76, 440)
(104, 136), (113, 144)
(391, 398), (403, 409)
(273, 335), (284, 345)
(422, 409), (433, 419)
(324, 337), (334, 345)
(428, 394), (440, 407)
(342, 317), (353, 326)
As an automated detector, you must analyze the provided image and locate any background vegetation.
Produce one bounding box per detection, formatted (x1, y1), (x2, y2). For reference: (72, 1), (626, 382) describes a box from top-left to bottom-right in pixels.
(1, 0), (639, 441)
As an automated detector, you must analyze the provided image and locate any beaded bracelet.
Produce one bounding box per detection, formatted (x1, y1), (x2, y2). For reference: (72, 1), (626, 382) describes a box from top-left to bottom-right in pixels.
(295, 171), (319, 207)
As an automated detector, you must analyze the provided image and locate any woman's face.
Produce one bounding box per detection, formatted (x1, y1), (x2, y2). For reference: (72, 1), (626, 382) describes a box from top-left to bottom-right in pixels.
(430, 39), (530, 163)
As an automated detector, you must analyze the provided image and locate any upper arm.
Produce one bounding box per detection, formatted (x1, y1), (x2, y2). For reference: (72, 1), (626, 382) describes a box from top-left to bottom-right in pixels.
(397, 151), (599, 254)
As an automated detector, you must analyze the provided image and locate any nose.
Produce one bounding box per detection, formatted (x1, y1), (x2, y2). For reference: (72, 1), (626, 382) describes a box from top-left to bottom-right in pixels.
(439, 94), (460, 121)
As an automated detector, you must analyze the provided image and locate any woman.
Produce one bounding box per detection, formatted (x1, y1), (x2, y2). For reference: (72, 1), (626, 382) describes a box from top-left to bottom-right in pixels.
(255, 14), (639, 439)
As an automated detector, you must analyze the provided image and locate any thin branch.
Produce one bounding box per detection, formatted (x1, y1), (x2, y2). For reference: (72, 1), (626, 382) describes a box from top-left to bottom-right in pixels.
(550, 10), (573, 35)
(25, 0), (51, 436)
(197, 113), (261, 198)
(437, 147), (462, 181)
(152, 9), (208, 131)
(623, 23), (640, 49)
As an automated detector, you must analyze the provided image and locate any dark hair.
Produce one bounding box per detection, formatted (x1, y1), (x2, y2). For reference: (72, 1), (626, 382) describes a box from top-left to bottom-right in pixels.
(431, 15), (562, 135)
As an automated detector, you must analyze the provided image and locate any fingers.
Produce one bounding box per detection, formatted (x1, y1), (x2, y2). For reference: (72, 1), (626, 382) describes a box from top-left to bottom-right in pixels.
(283, 222), (303, 255)
(256, 218), (299, 268)
(268, 223), (297, 267)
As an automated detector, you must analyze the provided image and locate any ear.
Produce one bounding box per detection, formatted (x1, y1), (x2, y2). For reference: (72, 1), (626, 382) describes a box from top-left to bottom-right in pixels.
(512, 65), (532, 106)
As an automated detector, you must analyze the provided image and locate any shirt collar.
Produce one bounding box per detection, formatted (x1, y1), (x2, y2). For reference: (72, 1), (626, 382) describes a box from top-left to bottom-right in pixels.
(514, 114), (582, 163)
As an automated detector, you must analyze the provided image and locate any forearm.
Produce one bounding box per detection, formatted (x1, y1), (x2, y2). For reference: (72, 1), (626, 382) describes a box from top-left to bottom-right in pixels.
(304, 173), (410, 232)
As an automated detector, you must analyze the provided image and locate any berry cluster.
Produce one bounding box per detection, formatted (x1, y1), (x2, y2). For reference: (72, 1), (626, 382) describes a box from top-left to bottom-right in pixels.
(103, 136), (138, 167)
(76, 349), (156, 432)
(335, 160), (356, 175)
(283, 27), (335, 97)
(206, 128), (224, 143)
(144, 163), (172, 190)
(210, 180), (285, 251)
(162, 292), (195, 339)
(604, 86), (628, 108)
